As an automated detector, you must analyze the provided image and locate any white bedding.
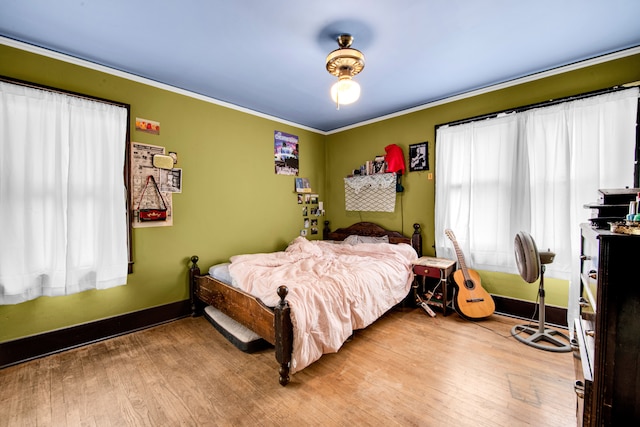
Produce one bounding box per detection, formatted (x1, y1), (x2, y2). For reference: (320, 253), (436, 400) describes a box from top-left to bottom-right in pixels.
(227, 236), (417, 374)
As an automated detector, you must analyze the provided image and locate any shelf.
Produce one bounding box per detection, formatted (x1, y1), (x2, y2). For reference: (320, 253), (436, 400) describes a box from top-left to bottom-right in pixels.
(583, 203), (629, 209)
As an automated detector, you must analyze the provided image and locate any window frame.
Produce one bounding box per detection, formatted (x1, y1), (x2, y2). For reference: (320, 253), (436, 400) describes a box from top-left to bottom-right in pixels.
(0, 75), (133, 273)
(435, 84), (640, 187)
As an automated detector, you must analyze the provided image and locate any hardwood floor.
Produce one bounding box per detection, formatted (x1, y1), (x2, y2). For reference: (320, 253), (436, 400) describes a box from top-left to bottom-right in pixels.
(1, 308), (577, 426)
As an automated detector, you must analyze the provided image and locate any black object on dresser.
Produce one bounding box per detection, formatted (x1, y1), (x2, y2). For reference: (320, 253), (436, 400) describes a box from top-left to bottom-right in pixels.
(573, 224), (640, 425)
(583, 188), (640, 229)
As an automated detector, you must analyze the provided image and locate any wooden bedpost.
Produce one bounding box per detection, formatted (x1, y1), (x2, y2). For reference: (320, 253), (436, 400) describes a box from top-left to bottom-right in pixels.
(322, 220), (330, 240)
(189, 255), (201, 317)
(274, 285), (292, 386)
(412, 223), (422, 256)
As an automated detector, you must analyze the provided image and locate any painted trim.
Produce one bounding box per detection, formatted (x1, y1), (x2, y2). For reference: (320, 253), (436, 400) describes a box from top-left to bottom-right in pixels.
(0, 295), (565, 370)
(493, 295), (567, 329)
(0, 300), (191, 369)
(2, 36), (639, 136)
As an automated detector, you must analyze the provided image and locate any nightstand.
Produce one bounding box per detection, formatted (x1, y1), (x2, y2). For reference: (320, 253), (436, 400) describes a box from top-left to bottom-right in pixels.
(412, 257), (456, 316)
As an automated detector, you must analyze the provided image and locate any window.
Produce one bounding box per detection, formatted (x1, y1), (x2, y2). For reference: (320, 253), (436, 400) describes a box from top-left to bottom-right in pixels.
(434, 87), (639, 325)
(0, 78), (130, 304)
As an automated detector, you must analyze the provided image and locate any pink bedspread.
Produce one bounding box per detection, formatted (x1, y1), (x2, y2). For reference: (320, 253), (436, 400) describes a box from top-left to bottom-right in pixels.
(227, 237), (417, 374)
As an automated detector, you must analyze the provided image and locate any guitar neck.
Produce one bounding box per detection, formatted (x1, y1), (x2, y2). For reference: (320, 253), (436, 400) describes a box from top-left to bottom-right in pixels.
(447, 233), (472, 282)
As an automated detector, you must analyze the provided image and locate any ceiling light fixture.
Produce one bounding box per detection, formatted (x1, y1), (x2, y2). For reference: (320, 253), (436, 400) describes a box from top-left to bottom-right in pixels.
(326, 34), (365, 109)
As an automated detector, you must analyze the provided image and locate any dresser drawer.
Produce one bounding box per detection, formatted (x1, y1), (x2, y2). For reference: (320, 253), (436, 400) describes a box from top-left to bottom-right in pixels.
(412, 264), (442, 279)
(580, 234), (599, 315)
(574, 318), (594, 382)
(573, 318), (594, 427)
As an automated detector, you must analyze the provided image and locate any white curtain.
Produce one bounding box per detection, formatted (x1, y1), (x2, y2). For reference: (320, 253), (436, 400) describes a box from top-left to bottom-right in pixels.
(435, 87), (639, 327)
(0, 82), (129, 304)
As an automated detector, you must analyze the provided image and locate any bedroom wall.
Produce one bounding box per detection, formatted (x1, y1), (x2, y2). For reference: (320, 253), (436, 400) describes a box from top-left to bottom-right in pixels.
(324, 52), (640, 307)
(1, 41), (639, 343)
(0, 43), (326, 342)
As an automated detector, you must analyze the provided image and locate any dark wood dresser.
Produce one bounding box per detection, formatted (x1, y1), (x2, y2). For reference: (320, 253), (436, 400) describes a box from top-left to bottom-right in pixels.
(573, 224), (640, 425)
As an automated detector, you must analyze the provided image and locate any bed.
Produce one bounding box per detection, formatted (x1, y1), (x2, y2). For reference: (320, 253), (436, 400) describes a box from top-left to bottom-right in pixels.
(188, 221), (422, 386)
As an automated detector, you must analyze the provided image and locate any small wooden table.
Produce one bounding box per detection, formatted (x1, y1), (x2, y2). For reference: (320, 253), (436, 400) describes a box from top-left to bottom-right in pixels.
(412, 256), (456, 316)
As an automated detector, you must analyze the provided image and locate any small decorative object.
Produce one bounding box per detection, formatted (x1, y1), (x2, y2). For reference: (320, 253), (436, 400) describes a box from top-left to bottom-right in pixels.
(152, 154), (174, 170)
(609, 221), (640, 235)
(317, 201), (325, 216)
(168, 151), (178, 164)
(135, 117), (160, 134)
(137, 175), (167, 221)
(295, 177), (312, 193)
(409, 142), (428, 172)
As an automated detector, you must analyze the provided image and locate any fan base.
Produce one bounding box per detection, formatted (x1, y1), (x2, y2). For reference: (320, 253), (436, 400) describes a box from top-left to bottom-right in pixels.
(511, 324), (571, 353)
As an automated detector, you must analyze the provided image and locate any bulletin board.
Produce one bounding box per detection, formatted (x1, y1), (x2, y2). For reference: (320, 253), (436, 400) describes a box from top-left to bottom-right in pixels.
(130, 142), (174, 227)
(344, 173), (396, 212)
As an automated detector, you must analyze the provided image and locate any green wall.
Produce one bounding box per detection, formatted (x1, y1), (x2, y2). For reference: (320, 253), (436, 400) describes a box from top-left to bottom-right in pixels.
(1, 42), (639, 343)
(0, 44), (325, 342)
(325, 52), (640, 306)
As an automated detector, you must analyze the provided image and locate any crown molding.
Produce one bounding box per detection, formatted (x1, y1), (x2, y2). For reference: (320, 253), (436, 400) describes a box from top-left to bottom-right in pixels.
(3, 36), (639, 136)
(0, 36), (325, 135)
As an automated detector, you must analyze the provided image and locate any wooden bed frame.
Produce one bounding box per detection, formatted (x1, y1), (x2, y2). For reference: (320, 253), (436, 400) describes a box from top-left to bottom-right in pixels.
(188, 221), (422, 386)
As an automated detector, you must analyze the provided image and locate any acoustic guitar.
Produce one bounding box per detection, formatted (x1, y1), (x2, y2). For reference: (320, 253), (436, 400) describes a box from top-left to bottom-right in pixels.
(445, 229), (495, 320)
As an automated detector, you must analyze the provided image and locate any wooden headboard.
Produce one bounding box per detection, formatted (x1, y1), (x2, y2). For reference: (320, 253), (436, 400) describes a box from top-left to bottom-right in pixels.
(323, 221), (422, 255)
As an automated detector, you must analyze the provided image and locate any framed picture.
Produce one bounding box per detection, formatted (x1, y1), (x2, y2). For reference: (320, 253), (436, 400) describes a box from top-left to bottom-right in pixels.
(294, 177), (312, 193)
(409, 142), (429, 172)
(274, 131), (299, 176)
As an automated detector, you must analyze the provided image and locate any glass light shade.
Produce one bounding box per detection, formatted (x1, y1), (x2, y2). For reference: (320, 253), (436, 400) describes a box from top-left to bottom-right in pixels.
(330, 78), (361, 105)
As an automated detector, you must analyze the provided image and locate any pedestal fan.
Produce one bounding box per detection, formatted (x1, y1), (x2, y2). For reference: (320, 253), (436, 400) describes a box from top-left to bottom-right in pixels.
(512, 232), (571, 352)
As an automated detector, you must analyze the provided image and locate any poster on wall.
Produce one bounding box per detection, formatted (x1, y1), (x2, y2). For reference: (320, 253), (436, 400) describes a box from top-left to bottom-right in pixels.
(274, 130), (299, 175)
(409, 142), (429, 172)
(135, 117), (160, 135)
(131, 142), (173, 228)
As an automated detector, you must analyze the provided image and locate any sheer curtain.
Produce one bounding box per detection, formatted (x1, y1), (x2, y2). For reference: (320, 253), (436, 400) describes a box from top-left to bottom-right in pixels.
(435, 114), (522, 272)
(435, 87), (639, 327)
(0, 82), (129, 304)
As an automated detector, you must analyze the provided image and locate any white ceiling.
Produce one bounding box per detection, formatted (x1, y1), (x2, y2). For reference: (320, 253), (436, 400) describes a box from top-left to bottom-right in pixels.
(2, 0), (640, 132)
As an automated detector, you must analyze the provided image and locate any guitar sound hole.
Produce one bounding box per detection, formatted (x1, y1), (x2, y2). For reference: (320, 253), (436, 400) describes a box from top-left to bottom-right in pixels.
(465, 280), (475, 290)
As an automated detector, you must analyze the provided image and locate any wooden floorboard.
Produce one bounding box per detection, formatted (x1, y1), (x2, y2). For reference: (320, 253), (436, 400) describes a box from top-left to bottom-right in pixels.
(0, 307), (577, 426)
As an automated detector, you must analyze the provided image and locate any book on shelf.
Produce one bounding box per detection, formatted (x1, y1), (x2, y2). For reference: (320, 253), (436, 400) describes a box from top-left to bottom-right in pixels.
(365, 160), (373, 175)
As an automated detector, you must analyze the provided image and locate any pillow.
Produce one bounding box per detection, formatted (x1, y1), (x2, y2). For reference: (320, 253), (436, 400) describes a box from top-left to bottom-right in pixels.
(208, 262), (233, 285)
(343, 234), (390, 245)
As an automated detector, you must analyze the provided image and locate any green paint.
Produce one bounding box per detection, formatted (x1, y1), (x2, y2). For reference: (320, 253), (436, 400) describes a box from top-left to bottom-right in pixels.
(1, 43), (639, 341)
